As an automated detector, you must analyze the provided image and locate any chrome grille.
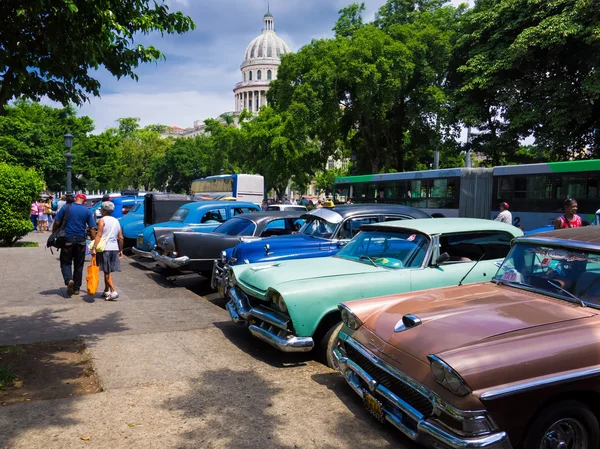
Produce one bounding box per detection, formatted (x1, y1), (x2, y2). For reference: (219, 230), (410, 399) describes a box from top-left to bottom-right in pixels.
(345, 345), (434, 417)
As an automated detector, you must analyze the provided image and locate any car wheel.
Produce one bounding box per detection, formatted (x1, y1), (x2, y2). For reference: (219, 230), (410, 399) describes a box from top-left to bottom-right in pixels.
(318, 322), (343, 369)
(523, 400), (599, 449)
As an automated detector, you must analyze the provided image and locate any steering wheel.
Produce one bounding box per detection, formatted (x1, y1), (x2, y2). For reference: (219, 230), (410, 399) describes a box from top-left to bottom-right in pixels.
(374, 257), (403, 268)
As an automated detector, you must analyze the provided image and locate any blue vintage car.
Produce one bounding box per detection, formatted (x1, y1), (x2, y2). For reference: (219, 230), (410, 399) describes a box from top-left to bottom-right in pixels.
(132, 201), (261, 258)
(211, 204), (430, 295)
(120, 202), (145, 249)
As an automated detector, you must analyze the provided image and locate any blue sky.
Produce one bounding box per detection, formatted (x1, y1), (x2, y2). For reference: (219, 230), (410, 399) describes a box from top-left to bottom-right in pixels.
(78, 0), (470, 133)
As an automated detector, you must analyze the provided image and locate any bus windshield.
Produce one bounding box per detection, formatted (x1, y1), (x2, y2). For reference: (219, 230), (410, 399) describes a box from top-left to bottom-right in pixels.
(191, 178), (234, 196)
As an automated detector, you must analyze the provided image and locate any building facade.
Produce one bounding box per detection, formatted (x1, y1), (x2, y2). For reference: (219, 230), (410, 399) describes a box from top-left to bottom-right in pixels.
(233, 12), (291, 113)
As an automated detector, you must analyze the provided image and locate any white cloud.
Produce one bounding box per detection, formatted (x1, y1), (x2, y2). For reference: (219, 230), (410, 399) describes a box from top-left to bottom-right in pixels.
(80, 91), (233, 132)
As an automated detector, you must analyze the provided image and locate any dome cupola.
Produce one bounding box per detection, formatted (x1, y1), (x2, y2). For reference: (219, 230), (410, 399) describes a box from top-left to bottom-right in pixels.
(242, 10), (291, 66)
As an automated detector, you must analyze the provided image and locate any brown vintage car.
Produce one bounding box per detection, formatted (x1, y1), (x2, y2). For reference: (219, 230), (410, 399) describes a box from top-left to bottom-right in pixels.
(334, 227), (600, 449)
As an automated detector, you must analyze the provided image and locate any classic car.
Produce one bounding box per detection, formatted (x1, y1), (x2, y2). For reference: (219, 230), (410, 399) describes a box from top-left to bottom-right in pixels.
(226, 218), (522, 368)
(90, 195), (145, 219)
(212, 204), (431, 296)
(132, 201), (260, 258)
(334, 226), (600, 449)
(265, 204), (308, 212)
(119, 202), (145, 249)
(152, 211), (305, 277)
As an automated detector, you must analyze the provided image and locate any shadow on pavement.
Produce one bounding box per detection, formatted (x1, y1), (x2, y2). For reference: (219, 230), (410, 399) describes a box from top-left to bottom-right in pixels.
(213, 321), (312, 368)
(312, 372), (417, 449)
(164, 368), (295, 449)
(0, 309), (128, 448)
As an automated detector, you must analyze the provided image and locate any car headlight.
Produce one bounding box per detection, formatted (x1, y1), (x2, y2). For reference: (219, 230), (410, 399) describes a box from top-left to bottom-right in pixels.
(271, 292), (287, 313)
(220, 251), (227, 264)
(338, 304), (363, 330)
(138, 234), (143, 245)
(428, 355), (471, 397)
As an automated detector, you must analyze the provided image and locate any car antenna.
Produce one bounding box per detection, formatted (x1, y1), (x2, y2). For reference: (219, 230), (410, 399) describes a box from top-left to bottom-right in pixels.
(458, 252), (486, 286)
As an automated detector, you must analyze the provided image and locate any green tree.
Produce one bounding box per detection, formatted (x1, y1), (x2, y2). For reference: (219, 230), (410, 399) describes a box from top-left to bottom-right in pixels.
(153, 136), (213, 193)
(110, 118), (172, 190)
(238, 107), (320, 200)
(0, 163), (44, 245)
(333, 3), (365, 38)
(0, 0), (195, 113)
(315, 166), (349, 197)
(452, 0), (600, 162)
(0, 99), (94, 191)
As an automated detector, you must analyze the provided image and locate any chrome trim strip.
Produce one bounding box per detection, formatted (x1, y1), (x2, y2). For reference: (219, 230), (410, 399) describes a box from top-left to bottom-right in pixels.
(151, 250), (190, 268)
(229, 288), (251, 320)
(248, 325), (314, 352)
(249, 306), (290, 331)
(333, 346), (511, 449)
(131, 247), (154, 259)
(480, 365), (600, 400)
(226, 300), (246, 324)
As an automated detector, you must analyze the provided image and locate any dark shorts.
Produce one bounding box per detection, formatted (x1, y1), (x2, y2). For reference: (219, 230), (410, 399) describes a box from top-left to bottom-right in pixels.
(97, 251), (120, 273)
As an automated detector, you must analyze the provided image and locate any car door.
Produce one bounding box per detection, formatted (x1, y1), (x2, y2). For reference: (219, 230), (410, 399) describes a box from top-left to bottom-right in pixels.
(410, 231), (513, 291)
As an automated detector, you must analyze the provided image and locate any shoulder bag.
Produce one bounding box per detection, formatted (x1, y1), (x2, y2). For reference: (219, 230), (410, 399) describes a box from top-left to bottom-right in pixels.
(47, 204), (71, 249)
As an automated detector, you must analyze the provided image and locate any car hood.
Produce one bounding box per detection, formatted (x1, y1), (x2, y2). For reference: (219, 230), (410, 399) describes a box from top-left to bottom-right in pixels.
(231, 233), (332, 260)
(361, 283), (597, 392)
(236, 256), (383, 292)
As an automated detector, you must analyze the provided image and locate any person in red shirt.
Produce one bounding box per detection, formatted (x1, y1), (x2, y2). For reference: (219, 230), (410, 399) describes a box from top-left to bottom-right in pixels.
(554, 198), (582, 229)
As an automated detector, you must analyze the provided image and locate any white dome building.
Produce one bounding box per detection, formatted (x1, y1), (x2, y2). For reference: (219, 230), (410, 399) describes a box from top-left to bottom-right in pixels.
(234, 11), (291, 113)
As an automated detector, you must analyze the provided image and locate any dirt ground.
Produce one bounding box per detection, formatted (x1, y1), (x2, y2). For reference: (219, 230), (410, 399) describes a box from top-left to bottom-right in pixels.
(0, 339), (101, 405)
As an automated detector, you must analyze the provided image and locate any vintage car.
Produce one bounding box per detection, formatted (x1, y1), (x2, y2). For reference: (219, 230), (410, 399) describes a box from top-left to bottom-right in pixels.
(265, 204), (307, 212)
(152, 211), (305, 277)
(119, 202), (145, 249)
(334, 226), (600, 449)
(132, 201), (260, 258)
(226, 218), (522, 368)
(212, 204), (431, 296)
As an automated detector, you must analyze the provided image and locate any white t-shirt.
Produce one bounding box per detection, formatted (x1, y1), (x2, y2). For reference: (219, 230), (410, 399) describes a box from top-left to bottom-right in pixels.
(494, 210), (513, 224)
(100, 216), (121, 251)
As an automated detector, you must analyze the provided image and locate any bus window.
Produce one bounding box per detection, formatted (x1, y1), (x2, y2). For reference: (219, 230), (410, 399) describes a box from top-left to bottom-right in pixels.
(496, 177), (513, 200)
(587, 175), (599, 199)
(556, 174), (586, 199)
(528, 175), (551, 199)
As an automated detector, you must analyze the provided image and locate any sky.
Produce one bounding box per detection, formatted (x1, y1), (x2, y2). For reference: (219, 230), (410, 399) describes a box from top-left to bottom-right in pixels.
(76, 0), (471, 133)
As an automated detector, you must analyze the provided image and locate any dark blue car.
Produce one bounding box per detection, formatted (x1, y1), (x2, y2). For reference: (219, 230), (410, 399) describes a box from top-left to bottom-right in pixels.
(210, 204), (430, 296)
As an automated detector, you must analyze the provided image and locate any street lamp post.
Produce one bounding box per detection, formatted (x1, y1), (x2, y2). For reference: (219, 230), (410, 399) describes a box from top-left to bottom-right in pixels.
(64, 131), (74, 196)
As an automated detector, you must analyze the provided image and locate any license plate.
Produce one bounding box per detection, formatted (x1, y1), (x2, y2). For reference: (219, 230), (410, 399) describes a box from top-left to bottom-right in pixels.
(363, 392), (385, 423)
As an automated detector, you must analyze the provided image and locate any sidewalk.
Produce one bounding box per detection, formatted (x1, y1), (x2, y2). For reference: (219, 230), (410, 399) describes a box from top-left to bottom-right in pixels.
(0, 232), (413, 449)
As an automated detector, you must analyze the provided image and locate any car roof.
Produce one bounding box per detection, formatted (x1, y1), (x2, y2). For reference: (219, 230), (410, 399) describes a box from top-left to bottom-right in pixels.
(181, 201), (259, 210)
(516, 226), (600, 252)
(305, 204), (431, 221)
(362, 217), (523, 236)
(228, 211), (305, 222)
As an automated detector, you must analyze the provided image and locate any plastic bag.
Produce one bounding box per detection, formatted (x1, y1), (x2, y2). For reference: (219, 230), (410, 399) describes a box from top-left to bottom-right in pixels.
(86, 256), (100, 295)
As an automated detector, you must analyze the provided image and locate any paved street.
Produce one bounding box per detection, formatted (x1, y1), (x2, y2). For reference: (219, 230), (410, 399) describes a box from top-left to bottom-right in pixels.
(0, 233), (414, 449)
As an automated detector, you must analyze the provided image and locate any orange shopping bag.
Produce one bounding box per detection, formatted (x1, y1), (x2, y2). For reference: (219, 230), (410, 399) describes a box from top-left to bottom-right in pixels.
(86, 256), (100, 295)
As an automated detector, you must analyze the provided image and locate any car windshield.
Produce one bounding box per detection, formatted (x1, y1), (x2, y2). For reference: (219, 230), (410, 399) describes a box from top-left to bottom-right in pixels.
(214, 217), (256, 236)
(336, 231), (429, 269)
(170, 208), (190, 222)
(494, 242), (600, 308)
(129, 202), (142, 213)
(299, 217), (337, 238)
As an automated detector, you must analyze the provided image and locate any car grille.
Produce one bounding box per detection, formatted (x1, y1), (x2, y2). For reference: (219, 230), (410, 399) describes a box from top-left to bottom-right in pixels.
(345, 345), (434, 417)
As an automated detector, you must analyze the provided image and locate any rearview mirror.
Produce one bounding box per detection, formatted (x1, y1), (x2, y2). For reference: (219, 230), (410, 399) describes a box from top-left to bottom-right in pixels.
(436, 252), (450, 266)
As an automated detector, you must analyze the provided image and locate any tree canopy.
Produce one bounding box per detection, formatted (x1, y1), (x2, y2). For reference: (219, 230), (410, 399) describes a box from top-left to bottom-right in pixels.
(0, 0), (195, 113)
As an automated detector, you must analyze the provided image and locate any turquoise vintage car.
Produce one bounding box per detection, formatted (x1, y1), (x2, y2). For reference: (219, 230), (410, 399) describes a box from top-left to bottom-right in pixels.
(226, 218), (523, 367)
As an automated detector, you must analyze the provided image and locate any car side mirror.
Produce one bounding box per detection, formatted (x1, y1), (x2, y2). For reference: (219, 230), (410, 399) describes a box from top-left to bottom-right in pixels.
(435, 252), (450, 266)
(337, 240), (349, 248)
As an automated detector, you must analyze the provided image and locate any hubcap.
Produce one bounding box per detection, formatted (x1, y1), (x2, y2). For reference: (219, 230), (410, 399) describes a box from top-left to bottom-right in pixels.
(541, 418), (588, 449)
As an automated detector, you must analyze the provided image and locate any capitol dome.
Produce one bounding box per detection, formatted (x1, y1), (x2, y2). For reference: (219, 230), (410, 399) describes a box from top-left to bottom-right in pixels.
(233, 11), (292, 113)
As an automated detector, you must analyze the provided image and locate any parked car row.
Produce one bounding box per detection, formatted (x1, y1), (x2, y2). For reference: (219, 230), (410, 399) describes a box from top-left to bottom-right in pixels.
(123, 198), (600, 449)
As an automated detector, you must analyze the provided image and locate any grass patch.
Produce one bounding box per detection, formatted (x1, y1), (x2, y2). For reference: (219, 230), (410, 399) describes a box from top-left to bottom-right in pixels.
(0, 364), (16, 389)
(0, 241), (38, 248)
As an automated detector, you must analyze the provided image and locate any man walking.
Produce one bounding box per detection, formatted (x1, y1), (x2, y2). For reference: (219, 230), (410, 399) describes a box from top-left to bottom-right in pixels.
(53, 193), (96, 296)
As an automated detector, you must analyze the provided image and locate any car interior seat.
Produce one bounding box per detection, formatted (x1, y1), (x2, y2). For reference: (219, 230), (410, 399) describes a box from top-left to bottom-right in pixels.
(574, 272), (600, 301)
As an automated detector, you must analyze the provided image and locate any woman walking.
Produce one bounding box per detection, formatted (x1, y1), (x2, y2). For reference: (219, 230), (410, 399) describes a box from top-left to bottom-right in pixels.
(91, 201), (124, 300)
(554, 198), (582, 229)
(37, 199), (51, 232)
(30, 200), (40, 231)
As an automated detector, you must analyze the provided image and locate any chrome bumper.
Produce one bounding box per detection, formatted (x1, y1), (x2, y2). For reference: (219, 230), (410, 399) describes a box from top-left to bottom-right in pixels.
(210, 260), (229, 297)
(333, 347), (512, 449)
(226, 288), (314, 352)
(151, 250), (190, 269)
(131, 247), (154, 259)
